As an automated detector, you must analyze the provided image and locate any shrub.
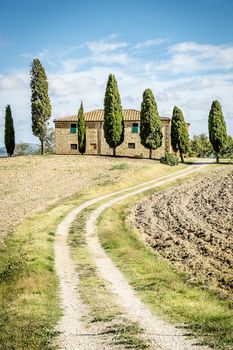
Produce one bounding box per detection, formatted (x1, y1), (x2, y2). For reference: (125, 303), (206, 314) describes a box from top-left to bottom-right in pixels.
(111, 163), (129, 170)
(160, 153), (179, 166)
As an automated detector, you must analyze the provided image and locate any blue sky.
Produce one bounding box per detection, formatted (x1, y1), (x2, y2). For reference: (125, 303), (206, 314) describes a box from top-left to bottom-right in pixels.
(0, 0), (233, 145)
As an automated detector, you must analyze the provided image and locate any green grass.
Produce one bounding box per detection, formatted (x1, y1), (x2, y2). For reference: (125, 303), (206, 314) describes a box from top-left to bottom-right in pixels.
(69, 207), (149, 349)
(97, 189), (233, 350)
(111, 162), (129, 170)
(0, 203), (77, 350)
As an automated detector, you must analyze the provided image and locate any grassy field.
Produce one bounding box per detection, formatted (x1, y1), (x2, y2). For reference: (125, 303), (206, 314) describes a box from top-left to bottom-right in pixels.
(0, 155), (186, 349)
(97, 172), (233, 350)
(0, 155), (185, 245)
(0, 203), (73, 349)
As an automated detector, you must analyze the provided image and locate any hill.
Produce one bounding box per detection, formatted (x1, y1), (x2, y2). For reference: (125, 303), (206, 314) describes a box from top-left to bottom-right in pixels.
(0, 155), (174, 245)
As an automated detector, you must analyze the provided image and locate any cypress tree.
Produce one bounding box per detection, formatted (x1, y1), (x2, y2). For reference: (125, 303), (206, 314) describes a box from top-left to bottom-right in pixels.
(104, 74), (124, 156)
(171, 106), (189, 163)
(208, 100), (227, 163)
(77, 102), (86, 155)
(4, 105), (15, 157)
(30, 58), (51, 155)
(140, 89), (163, 159)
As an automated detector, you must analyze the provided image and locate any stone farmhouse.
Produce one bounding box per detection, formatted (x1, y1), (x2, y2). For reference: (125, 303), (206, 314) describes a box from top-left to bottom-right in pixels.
(54, 109), (184, 158)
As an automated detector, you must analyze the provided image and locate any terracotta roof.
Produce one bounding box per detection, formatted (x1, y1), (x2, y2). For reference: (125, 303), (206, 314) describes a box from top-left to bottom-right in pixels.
(54, 109), (171, 122)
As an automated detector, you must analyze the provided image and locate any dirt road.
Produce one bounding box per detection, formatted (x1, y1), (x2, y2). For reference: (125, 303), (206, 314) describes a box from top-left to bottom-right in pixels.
(55, 163), (212, 350)
(135, 167), (233, 299)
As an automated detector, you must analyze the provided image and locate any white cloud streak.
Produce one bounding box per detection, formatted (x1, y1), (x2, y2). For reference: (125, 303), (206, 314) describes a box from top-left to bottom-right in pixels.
(87, 39), (129, 53)
(0, 37), (233, 145)
(133, 38), (168, 49)
(158, 41), (233, 73)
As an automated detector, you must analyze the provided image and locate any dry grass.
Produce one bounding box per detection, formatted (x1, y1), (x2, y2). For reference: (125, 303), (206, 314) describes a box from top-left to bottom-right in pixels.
(0, 155), (181, 349)
(0, 154), (181, 245)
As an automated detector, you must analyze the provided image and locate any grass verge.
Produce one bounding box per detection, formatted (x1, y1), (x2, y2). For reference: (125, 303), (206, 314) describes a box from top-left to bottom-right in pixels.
(97, 178), (233, 350)
(0, 203), (78, 350)
(69, 207), (149, 349)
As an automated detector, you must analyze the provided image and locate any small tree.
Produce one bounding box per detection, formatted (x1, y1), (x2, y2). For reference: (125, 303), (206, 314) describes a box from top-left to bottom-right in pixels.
(44, 128), (55, 154)
(14, 143), (35, 156)
(189, 133), (213, 158)
(30, 58), (51, 155)
(208, 100), (227, 163)
(77, 102), (86, 154)
(140, 89), (163, 159)
(104, 74), (124, 156)
(4, 105), (15, 157)
(171, 106), (189, 163)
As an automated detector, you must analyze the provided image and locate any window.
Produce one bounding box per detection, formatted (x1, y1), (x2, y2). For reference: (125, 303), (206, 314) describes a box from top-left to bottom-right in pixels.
(70, 123), (77, 134)
(90, 143), (97, 150)
(131, 123), (139, 133)
(128, 143), (135, 149)
(70, 144), (77, 150)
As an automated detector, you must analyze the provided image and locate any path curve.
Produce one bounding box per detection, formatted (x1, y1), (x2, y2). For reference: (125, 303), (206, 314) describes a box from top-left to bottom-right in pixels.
(55, 163), (211, 350)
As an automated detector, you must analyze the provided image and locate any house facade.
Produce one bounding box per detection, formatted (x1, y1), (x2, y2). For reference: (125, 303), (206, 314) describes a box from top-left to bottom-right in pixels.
(54, 109), (175, 158)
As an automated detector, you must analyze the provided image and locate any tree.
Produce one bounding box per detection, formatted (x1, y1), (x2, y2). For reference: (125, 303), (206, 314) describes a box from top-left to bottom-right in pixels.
(77, 102), (86, 155)
(44, 128), (55, 154)
(171, 106), (189, 163)
(104, 74), (124, 156)
(14, 143), (35, 156)
(30, 58), (51, 155)
(208, 100), (227, 163)
(4, 105), (15, 157)
(189, 133), (213, 157)
(140, 89), (163, 159)
(220, 135), (233, 160)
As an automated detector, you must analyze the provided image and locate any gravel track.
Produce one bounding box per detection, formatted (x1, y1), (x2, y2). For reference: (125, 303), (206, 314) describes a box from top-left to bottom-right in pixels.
(54, 163), (212, 350)
(86, 164), (211, 350)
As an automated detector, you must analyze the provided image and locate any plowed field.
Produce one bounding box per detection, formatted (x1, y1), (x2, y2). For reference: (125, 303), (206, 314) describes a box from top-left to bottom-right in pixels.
(135, 167), (233, 299)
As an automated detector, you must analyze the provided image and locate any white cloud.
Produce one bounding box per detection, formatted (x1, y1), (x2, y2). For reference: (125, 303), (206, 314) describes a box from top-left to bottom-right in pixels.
(158, 41), (233, 73)
(86, 36), (129, 54)
(133, 38), (168, 50)
(1, 36), (233, 146)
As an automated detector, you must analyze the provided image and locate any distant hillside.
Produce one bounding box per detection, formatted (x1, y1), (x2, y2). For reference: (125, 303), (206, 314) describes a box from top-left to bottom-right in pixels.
(0, 147), (7, 156)
(0, 144), (40, 156)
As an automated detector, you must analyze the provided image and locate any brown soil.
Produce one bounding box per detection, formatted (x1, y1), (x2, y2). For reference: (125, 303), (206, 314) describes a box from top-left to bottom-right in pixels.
(134, 167), (233, 299)
(0, 155), (153, 245)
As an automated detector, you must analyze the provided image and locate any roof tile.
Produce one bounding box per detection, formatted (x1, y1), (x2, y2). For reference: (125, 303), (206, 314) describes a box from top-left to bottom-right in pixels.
(54, 109), (170, 122)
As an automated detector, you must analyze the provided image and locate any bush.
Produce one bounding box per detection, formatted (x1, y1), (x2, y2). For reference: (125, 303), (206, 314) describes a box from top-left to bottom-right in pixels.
(160, 153), (179, 166)
(14, 143), (35, 156)
(111, 163), (129, 170)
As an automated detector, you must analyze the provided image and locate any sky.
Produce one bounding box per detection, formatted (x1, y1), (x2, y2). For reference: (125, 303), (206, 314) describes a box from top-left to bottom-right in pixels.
(0, 0), (233, 145)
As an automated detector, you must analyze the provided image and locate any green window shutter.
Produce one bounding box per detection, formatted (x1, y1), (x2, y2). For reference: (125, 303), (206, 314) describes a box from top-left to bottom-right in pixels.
(132, 123), (139, 133)
(70, 123), (77, 134)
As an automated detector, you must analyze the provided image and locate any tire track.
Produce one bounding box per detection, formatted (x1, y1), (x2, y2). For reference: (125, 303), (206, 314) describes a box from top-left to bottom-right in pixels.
(55, 163), (210, 349)
(85, 164), (211, 350)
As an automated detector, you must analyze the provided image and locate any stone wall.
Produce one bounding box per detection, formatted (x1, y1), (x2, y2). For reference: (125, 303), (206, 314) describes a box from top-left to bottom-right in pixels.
(55, 119), (172, 158)
(55, 122), (79, 154)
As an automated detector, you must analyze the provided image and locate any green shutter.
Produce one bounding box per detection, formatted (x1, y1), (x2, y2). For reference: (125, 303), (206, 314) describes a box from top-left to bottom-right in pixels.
(70, 123), (77, 134)
(132, 123), (139, 133)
